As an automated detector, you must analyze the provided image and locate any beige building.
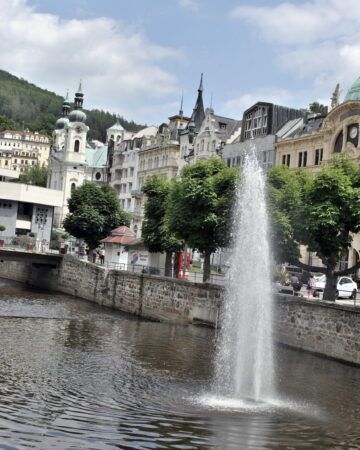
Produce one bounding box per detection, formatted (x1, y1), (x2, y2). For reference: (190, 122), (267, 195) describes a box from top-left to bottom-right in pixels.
(0, 130), (50, 172)
(133, 118), (188, 235)
(275, 80), (360, 270)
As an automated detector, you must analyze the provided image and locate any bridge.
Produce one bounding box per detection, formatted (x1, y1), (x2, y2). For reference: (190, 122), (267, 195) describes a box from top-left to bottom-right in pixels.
(0, 248), (63, 267)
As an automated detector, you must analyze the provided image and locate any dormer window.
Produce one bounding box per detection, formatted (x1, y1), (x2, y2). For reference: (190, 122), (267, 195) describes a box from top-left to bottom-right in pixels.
(219, 122), (227, 130)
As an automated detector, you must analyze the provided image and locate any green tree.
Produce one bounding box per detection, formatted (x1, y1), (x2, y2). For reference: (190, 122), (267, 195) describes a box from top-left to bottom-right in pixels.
(309, 102), (327, 114)
(141, 175), (183, 276)
(0, 114), (18, 132)
(63, 183), (131, 251)
(13, 165), (48, 187)
(167, 157), (239, 282)
(268, 155), (360, 300)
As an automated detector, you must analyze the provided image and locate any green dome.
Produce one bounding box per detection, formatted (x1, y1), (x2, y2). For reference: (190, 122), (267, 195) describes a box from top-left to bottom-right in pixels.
(69, 109), (87, 123)
(56, 117), (69, 129)
(344, 76), (360, 102)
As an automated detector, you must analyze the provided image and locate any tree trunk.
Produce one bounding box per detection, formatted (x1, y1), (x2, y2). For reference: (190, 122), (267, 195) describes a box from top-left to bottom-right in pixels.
(183, 243), (188, 279)
(164, 251), (172, 277)
(323, 270), (337, 301)
(203, 251), (211, 283)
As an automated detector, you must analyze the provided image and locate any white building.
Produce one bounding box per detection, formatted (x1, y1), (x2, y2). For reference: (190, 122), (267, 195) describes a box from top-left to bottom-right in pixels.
(110, 126), (158, 236)
(0, 179), (62, 242)
(47, 85), (109, 226)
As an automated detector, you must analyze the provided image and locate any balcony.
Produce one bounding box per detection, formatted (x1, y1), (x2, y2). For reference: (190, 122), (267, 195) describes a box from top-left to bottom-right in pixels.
(131, 189), (143, 198)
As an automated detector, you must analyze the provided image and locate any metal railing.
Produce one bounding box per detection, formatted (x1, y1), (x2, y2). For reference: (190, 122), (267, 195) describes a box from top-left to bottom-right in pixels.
(90, 260), (228, 285)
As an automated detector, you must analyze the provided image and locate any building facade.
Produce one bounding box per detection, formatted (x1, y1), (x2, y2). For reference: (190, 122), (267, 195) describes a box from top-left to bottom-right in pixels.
(0, 180), (62, 242)
(275, 80), (360, 270)
(222, 102), (305, 170)
(110, 126), (158, 236)
(0, 130), (50, 172)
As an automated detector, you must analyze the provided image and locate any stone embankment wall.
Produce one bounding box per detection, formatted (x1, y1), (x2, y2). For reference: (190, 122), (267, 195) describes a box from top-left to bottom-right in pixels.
(276, 296), (360, 365)
(0, 255), (359, 365)
(57, 255), (221, 325)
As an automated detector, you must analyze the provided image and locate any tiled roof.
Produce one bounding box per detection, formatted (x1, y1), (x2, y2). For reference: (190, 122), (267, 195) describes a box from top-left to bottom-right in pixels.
(288, 116), (324, 138)
(111, 226), (136, 236)
(214, 115), (242, 141)
(101, 235), (136, 244)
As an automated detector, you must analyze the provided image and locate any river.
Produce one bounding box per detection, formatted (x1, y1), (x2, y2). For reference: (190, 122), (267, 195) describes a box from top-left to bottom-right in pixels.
(0, 278), (359, 449)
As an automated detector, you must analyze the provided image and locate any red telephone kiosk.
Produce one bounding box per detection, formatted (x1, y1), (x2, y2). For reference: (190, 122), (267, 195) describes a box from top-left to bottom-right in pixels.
(176, 251), (191, 279)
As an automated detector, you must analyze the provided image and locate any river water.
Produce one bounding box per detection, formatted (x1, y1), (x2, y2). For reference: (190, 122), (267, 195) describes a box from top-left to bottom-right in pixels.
(0, 278), (359, 449)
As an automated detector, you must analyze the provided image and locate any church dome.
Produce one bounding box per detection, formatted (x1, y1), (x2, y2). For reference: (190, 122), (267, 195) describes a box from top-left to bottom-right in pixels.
(344, 76), (360, 102)
(56, 117), (69, 129)
(69, 109), (87, 123)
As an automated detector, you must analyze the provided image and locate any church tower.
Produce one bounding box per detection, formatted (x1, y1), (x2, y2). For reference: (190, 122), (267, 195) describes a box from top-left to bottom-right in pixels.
(48, 82), (90, 226)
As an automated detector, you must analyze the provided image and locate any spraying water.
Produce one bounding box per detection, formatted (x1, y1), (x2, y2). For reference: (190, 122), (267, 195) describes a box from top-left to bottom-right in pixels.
(214, 149), (274, 402)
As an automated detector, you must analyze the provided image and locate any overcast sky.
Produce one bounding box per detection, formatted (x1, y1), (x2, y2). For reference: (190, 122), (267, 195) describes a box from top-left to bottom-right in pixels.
(2, 0), (360, 125)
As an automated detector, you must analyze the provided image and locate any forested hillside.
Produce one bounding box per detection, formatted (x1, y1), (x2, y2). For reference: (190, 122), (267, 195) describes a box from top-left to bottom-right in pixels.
(0, 70), (144, 140)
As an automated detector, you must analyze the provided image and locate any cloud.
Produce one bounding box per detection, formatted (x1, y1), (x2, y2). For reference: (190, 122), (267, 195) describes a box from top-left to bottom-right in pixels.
(177, 0), (199, 11)
(230, 0), (360, 100)
(0, 0), (182, 123)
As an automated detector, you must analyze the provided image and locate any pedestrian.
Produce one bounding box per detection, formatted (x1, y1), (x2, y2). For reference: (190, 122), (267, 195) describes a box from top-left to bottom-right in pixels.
(99, 247), (105, 265)
(307, 275), (316, 298)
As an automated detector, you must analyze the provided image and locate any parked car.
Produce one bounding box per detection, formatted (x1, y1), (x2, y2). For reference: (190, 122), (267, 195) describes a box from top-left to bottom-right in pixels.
(314, 275), (358, 299)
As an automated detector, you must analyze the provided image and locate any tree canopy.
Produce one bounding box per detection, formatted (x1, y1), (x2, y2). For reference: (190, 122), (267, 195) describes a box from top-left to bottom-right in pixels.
(141, 175), (183, 275)
(12, 165), (48, 187)
(268, 155), (360, 300)
(167, 157), (239, 281)
(63, 183), (131, 249)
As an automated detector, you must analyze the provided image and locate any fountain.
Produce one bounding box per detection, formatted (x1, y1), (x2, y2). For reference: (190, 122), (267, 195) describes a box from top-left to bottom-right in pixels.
(213, 149), (274, 404)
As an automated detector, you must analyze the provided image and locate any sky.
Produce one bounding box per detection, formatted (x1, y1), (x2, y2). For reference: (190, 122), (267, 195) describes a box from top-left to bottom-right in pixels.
(1, 0), (360, 125)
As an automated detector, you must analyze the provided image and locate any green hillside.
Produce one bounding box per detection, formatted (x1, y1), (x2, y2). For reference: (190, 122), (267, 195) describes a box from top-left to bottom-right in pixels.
(0, 70), (144, 141)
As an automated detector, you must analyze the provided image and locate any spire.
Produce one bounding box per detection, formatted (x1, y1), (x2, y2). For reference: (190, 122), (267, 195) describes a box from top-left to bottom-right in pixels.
(179, 91), (184, 117)
(189, 73), (205, 132)
(74, 80), (84, 110)
(198, 72), (203, 92)
(62, 89), (70, 116)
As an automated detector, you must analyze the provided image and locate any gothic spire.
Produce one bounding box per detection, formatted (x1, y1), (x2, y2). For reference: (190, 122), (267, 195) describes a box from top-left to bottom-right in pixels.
(190, 73), (205, 132)
(179, 91), (184, 117)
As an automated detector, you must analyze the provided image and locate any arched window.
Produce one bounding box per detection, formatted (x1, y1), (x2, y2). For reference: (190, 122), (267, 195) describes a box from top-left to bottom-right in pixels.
(74, 140), (80, 152)
(334, 131), (343, 153)
(71, 183), (76, 192)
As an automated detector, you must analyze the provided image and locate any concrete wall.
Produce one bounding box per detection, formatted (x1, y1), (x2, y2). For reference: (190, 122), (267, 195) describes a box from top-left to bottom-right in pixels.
(0, 255), (359, 365)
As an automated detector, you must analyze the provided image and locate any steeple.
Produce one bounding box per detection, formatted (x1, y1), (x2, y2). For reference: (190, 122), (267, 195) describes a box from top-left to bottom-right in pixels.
(74, 80), (84, 110)
(190, 73), (205, 132)
(179, 91), (184, 118)
(62, 89), (70, 116)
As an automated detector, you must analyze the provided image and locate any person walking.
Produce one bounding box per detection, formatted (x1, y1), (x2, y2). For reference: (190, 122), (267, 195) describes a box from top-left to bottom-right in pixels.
(99, 248), (105, 265)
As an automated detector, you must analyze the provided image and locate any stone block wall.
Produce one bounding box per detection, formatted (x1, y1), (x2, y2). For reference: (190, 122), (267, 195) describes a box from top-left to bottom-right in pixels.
(275, 296), (360, 365)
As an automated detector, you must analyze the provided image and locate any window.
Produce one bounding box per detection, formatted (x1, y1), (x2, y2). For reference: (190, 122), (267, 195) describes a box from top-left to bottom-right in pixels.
(74, 139), (80, 152)
(95, 172), (101, 180)
(298, 151), (307, 167)
(334, 131), (343, 153)
(281, 154), (291, 167)
(314, 148), (323, 165)
(71, 183), (76, 192)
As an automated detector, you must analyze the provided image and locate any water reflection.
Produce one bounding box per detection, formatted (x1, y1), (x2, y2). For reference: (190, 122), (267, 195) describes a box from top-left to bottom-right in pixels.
(0, 278), (359, 448)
